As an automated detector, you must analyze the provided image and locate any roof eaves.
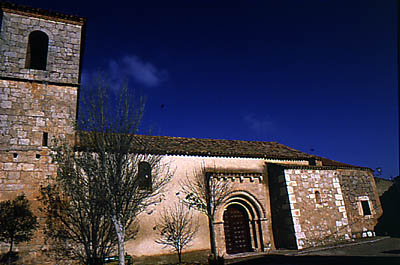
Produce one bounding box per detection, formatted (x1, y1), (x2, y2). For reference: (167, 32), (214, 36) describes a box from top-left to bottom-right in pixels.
(277, 164), (373, 171)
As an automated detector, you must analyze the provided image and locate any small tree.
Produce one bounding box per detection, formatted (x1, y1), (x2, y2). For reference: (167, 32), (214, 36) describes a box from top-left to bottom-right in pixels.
(155, 202), (199, 264)
(180, 166), (233, 260)
(0, 194), (38, 254)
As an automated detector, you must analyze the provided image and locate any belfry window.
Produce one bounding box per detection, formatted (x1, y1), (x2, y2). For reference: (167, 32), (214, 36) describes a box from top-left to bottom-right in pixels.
(138, 161), (152, 190)
(25, 31), (49, 70)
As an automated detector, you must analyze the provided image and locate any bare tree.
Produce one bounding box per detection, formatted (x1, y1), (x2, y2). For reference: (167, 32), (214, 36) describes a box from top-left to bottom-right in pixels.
(39, 146), (119, 264)
(155, 202), (199, 264)
(75, 77), (172, 265)
(180, 165), (233, 260)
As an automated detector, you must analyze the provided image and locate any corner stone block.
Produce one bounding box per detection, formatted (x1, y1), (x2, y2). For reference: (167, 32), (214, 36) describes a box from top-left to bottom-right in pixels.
(292, 209), (301, 217)
(334, 194), (343, 200)
(297, 240), (304, 249)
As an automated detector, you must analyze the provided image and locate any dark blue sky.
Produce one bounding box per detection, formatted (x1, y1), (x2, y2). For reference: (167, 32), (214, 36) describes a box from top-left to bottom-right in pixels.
(12, 0), (398, 178)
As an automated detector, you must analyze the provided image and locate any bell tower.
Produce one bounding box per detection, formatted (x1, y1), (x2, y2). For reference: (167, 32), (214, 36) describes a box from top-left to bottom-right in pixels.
(0, 2), (86, 207)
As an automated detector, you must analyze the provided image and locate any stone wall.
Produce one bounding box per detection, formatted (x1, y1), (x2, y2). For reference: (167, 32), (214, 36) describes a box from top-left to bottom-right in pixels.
(338, 169), (382, 239)
(0, 10), (84, 84)
(0, 79), (78, 261)
(283, 168), (352, 249)
(0, 80), (78, 152)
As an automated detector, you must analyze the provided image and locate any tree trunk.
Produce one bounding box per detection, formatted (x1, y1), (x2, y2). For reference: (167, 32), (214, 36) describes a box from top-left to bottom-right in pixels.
(208, 216), (217, 259)
(112, 216), (125, 265)
(9, 236), (14, 253)
(178, 250), (182, 264)
(205, 174), (217, 260)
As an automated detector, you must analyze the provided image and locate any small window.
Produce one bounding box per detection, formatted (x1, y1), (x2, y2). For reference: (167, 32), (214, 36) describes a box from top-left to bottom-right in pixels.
(25, 31), (49, 70)
(361, 200), (372, 216)
(138, 162), (152, 191)
(315, 191), (321, 204)
(42, 132), (48, 146)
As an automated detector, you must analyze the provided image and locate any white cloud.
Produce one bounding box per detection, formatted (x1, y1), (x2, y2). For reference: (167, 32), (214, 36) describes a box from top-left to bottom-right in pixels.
(109, 55), (167, 87)
(243, 114), (276, 135)
(81, 55), (167, 94)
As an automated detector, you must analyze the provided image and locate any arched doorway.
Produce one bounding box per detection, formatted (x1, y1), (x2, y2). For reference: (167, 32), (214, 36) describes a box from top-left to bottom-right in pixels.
(223, 204), (252, 254)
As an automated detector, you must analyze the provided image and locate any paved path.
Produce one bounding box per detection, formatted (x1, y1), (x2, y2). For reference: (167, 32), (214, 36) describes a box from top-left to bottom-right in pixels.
(229, 237), (400, 265)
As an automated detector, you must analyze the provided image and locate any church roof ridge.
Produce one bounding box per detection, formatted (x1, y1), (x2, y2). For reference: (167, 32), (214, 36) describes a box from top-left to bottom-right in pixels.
(102, 133), (314, 160)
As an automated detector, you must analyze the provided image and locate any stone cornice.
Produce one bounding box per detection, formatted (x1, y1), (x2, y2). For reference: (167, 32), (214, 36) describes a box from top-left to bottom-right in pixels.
(0, 2), (86, 25)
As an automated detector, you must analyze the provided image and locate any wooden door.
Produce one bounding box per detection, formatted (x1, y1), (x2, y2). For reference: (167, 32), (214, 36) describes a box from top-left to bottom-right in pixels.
(223, 205), (252, 254)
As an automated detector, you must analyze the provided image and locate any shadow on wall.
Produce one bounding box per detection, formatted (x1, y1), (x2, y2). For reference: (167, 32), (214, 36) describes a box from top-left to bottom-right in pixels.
(267, 164), (297, 249)
(374, 176), (400, 237)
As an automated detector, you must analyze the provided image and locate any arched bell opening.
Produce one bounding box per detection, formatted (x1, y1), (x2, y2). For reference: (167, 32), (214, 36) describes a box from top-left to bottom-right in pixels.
(25, 30), (49, 70)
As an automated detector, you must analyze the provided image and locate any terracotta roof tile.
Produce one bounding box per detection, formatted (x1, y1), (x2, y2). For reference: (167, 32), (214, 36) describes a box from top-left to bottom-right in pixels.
(317, 156), (362, 168)
(77, 133), (366, 169)
(121, 134), (314, 160)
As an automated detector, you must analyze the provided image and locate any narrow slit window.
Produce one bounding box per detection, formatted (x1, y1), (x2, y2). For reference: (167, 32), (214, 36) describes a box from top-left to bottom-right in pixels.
(42, 132), (48, 146)
(315, 191), (321, 204)
(25, 31), (49, 70)
(138, 161), (152, 191)
(361, 200), (372, 216)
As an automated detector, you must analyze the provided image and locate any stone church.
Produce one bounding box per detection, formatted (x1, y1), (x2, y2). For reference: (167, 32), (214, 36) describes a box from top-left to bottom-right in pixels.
(0, 2), (382, 261)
